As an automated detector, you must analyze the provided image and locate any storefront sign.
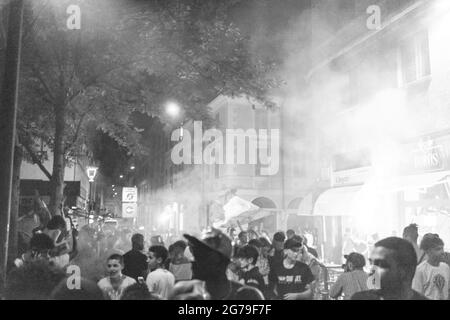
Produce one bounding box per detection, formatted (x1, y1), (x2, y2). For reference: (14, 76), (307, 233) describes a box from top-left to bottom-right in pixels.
(331, 167), (371, 187)
(401, 137), (449, 174)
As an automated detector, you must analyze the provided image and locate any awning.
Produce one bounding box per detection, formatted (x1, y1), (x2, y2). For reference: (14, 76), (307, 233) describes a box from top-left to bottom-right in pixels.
(313, 185), (363, 216)
(380, 170), (450, 192)
(298, 193), (313, 215)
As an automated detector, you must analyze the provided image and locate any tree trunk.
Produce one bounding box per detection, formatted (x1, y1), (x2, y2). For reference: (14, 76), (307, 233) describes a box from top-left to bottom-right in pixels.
(8, 144), (22, 262)
(49, 104), (66, 216)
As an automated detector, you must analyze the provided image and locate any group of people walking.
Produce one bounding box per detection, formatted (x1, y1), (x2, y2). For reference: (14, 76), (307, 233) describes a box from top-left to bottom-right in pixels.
(3, 214), (450, 300)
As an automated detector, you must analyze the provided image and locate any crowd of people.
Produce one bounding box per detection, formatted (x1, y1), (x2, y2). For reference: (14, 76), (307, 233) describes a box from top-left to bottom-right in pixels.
(3, 213), (450, 300)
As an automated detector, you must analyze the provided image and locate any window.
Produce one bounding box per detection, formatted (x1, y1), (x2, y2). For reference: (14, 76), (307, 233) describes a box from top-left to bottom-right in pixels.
(399, 30), (431, 86)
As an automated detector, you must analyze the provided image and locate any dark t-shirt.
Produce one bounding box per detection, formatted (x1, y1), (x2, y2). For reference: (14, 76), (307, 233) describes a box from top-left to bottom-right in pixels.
(122, 249), (148, 281)
(268, 249), (284, 289)
(351, 289), (428, 300)
(240, 266), (266, 295)
(273, 260), (314, 299)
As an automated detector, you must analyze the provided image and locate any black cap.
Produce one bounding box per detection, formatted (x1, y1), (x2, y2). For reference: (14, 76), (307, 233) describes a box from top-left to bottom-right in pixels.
(284, 238), (303, 250)
(184, 228), (232, 260)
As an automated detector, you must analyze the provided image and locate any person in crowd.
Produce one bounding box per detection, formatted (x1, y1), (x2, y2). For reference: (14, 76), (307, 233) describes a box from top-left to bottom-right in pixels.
(441, 250), (450, 268)
(403, 223), (425, 264)
(292, 234), (321, 297)
(257, 237), (271, 285)
(238, 231), (248, 246)
(42, 215), (78, 268)
(165, 244), (175, 270)
(70, 226), (104, 282)
(146, 245), (175, 299)
(330, 252), (368, 300)
(268, 231), (286, 297)
(100, 234), (124, 261)
(228, 227), (237, 244)
(272, 237), (314, 300)
(248, 229), (259, 241)
(286, 229), (296, 240)
(170, 228), (264, 300)
(342, 228), (356, 257)
(248, 238), (263, 250)
(150, 235), (165, 247)
(14, 232), (75, 270)
(121, 283), (161, 300)
(169, 240), (193, 282)
(412, 233), (450, 300)
(303, 235), (319, 258)
(235, 245), (266, 296)
(97, 254), (136, 300)
(42, 215), (69, 248)
(51, 277), (104, 300)
(232, 231), (248, 255)
(14, 233), (55, 267)
(5, 259), (66, 300)
(123, 233), (148, 281)
(260, 230), (271, 244)
(352, 237), (427, 300)
(17, 207), (41, 255)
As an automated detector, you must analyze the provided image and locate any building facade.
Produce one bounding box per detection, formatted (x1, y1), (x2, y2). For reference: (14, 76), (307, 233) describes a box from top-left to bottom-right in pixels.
(303, 0), (450, 262)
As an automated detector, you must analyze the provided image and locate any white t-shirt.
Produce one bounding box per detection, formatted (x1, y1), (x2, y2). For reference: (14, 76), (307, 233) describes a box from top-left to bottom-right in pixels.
(412, 261), (450, 300)
(146, 268), (175, 300)
(97, 276), (136, 300)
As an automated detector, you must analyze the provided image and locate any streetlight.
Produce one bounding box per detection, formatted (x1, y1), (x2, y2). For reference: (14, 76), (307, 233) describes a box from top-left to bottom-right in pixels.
(86, 166), (98, 216)
(130, 165), (135, 171)
(165, 101), (181, 118)
(119, 174), (124, 179)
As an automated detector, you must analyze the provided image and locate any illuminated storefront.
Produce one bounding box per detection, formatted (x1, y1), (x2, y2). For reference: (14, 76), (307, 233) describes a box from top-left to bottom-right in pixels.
(396, 134), (450, 250)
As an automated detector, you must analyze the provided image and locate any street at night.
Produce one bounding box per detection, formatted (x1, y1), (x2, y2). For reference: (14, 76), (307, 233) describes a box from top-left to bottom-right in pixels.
(1, 0), (450, 306)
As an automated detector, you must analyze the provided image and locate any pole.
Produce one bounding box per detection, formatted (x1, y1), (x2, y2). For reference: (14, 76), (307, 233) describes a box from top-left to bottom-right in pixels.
(279, 103), (286, 231)
(0, 0), (24, 288)
(201, 162), (205, 227)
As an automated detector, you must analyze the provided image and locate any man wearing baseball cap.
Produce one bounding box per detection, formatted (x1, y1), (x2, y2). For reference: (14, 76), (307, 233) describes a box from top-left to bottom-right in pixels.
(170, 228), (264, 300)
(271, 237), (314, 300)
(329, 252), (368, 300)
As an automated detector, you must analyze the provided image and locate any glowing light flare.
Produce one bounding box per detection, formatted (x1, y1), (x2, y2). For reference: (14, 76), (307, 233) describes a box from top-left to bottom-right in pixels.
(349, 90), (407, 142)
(157, 213), (171, 224)
(348, 184), (380, 235)
(166, 102), (181, 118)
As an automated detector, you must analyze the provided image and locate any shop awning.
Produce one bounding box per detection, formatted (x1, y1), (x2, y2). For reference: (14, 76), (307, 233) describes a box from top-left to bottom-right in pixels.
(313, 185), (362, 216)
(298, 193), (313, 215)
(380, 171), (450, 192)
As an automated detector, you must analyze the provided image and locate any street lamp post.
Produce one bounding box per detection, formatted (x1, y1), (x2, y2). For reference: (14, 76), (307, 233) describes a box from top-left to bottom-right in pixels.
(86, 166), (98, 216)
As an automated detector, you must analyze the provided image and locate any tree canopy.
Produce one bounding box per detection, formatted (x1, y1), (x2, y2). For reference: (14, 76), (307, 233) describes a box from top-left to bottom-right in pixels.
(16, 0), (280, 214)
